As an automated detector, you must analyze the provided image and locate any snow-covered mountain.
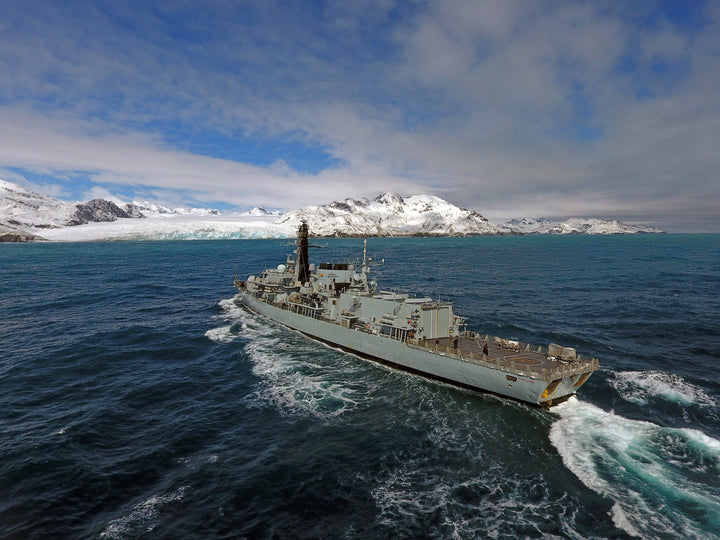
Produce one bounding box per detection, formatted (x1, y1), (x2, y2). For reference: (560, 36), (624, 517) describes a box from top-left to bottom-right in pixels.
(498, 217), (664, 235)
(278, 193), (500, 236)
(0, 179), (152, 241)
(129, 201), (221, 216)
(0, 179), (75, 240)
(247, 206), (277, 217)
(0, 179), (664, 241)
(70, 198), (144, 225)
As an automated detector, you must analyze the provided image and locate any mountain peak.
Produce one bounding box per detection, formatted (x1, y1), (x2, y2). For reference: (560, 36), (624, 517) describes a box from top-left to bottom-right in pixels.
(373, 192), (404, 205)
(247, 206), (273, 216)
(280, 193), (499, 237)
(0, 179), (29, 193)
(69, 198), (135, 225)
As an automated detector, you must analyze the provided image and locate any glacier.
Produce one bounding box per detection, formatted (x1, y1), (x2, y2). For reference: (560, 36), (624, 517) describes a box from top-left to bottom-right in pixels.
(1, 179), (664, 242)
(36, 213), (292, 241)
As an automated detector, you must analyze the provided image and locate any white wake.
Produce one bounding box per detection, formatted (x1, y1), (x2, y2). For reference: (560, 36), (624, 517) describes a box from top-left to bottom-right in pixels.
(550, 396), (720, 539)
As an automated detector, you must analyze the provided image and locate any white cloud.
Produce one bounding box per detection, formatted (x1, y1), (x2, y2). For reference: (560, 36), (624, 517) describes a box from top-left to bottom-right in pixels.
(0, 108), (418, 209)
(0, 1), (718, 231)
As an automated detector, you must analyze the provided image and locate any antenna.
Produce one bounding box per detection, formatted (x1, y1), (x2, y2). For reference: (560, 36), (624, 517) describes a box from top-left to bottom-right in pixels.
(362, 238), (368, 273)
(361, 238), (384, 275)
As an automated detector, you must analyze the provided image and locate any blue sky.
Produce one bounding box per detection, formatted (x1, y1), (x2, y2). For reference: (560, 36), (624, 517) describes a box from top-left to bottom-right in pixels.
(1, 0), (719, 231)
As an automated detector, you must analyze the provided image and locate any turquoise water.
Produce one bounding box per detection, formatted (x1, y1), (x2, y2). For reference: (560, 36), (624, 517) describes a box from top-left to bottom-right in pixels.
(1, 235), (719, 538)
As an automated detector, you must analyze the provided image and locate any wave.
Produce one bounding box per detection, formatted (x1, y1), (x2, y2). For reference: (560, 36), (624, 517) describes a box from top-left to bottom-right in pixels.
(99, 486), (188, 539)
(368, 396), (584, 538)
(372, 464), (585, 539)
(204, 297), (255, 343)
(216, 297), (240, 313)
(208, 297), (364, 419)
(204, 325), (237, 343)
(609, 370), (718, 409)
(241, 336), (373, 420)
(225, 305), (380, 421)
(549, 397), (720, 539)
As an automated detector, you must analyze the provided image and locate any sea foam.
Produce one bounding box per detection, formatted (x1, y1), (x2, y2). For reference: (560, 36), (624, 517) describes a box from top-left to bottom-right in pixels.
(610, 370), (718, 408)
(99, 486), (188, 539)
(549, 397), (720, 539)
(238, 320), (369, 421)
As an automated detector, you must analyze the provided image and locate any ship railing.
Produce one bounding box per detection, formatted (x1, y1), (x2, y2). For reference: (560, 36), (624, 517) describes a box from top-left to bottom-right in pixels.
(406, 339), (598, 381)
(287, 301), (324, 319)
(463, 332), (549, 355)
(466, 333), (596, 365)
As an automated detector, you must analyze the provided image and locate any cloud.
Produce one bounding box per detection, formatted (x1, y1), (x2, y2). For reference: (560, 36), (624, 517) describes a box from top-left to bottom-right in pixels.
(375, 1), (720, 228)
(0, 108), (417, 209)
(0, 1), (718, 231)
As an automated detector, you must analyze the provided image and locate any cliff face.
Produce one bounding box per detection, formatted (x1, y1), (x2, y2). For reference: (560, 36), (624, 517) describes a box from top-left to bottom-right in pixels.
(68, 198), (143, 225)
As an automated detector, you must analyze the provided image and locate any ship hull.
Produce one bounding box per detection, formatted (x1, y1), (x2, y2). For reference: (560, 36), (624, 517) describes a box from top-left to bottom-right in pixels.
(238, 292), (575, 406)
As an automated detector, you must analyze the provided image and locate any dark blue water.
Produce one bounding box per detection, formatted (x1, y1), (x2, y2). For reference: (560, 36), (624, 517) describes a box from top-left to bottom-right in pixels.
(1, 235), (719, 539)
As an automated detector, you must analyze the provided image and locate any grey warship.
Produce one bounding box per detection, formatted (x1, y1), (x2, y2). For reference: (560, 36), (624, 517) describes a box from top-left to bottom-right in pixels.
(234, 222), (599, 407)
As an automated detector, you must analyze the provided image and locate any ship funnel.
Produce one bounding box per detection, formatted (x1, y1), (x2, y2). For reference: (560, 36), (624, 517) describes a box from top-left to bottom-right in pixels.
(296, 221), (310, 284)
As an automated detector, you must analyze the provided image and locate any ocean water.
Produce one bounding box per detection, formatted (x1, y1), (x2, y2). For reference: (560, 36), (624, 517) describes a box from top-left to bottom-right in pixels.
(1, 234), (719, 539)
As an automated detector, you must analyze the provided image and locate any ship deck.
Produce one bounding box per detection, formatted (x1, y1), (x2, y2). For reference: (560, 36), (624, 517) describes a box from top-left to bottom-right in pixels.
(408, 334), (598, 382)
(240, 290), (598, 383)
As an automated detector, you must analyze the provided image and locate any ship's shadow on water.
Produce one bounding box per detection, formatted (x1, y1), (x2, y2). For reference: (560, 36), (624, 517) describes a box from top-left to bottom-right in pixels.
(1, 236), (719, 539)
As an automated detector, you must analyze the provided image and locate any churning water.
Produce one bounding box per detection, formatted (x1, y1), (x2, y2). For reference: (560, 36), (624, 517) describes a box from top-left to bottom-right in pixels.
(1, 235), (718, 538)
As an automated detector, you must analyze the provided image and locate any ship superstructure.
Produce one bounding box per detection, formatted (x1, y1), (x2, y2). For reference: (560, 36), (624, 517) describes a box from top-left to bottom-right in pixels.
(234, 222), (598, 406)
